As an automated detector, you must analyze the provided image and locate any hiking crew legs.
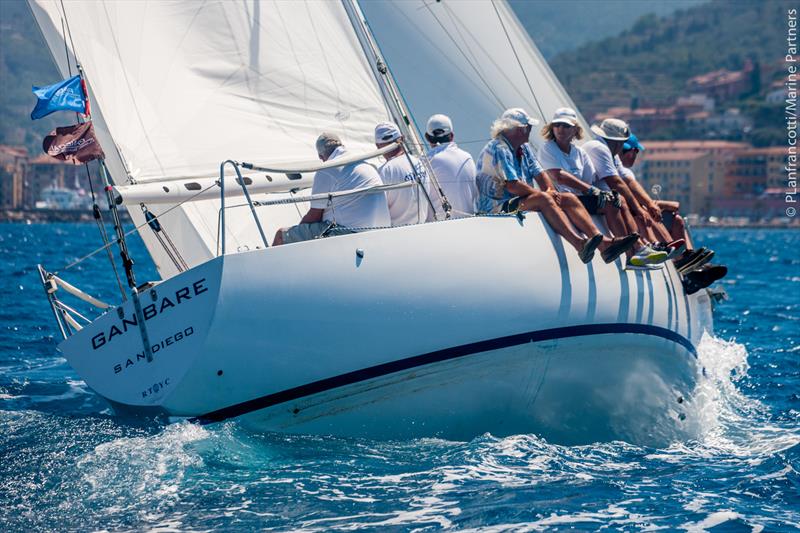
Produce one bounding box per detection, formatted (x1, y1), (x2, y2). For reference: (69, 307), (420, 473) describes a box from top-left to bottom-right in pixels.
(520, 190), (585, 252)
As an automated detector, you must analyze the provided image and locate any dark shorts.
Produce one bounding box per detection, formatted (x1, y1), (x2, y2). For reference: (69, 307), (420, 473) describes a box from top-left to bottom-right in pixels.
(578, 194), (601, 214)
(281, 222), (354, 244)
(497, 196), (524, 213)
(661, 211), (676, 231)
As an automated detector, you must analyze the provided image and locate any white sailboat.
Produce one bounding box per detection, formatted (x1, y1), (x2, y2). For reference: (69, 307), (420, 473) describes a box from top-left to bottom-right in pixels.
(29, 0), (715, 445)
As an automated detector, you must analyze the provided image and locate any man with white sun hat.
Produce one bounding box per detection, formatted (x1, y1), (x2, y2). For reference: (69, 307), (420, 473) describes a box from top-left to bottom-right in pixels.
(583, 118), (668, 268)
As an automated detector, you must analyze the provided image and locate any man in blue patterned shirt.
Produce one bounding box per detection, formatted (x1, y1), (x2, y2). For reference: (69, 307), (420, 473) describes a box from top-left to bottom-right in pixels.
(476, 108), (610, 264)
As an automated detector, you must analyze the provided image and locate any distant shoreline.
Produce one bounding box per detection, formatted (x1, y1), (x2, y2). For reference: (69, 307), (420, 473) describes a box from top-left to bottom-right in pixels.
(2, 209), (796, 229)
(0, 208), (131, 223)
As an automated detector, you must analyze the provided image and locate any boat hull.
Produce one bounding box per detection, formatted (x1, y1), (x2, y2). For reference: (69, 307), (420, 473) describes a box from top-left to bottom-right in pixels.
(58, 214), (710, 444)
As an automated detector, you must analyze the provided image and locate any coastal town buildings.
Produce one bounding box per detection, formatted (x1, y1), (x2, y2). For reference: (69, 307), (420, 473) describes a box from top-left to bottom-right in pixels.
(636, 141), (790, 218)
(0, 145), (28, 209)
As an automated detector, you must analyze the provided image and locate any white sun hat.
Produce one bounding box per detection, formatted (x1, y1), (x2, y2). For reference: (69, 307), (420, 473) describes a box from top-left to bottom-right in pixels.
(550, 107), (578, 126)
(590, 118), (631, 141)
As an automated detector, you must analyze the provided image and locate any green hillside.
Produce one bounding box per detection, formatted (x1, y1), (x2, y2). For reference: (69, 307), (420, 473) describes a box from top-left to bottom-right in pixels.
(0, 0), (60, 151)
(509, 0), (704, 59)
(549, 0), (791, 143)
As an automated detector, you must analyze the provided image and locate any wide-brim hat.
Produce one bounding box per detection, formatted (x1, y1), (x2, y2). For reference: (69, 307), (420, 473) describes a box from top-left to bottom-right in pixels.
(590, 118), (630, 141)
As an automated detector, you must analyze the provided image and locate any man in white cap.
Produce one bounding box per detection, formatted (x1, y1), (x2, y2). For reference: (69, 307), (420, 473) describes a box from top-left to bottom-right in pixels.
(475, 107), (604, 264)
(374, 122), (432, 226)
(424, 114), (477, 218)
(273, 132), (390, 246)
(583, 118), (668, 267)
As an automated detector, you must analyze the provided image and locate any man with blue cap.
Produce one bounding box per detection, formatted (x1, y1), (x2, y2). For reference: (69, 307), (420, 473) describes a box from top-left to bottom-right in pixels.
(616, 133), (686, 255)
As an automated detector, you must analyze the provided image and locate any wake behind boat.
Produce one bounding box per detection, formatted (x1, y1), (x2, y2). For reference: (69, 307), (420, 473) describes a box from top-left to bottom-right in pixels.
(28, 0), (719, 445)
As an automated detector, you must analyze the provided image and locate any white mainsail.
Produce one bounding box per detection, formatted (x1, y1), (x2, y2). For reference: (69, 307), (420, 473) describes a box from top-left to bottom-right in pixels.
(28, 0), (394, 278)
(360, 0), (590, 157)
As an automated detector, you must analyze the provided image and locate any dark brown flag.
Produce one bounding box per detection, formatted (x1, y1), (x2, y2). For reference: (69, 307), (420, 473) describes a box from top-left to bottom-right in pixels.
(42, 121), (105, 163)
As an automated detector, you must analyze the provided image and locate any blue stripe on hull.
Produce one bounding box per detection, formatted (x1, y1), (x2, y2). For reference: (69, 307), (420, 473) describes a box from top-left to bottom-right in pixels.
(193, 323), (697, 425)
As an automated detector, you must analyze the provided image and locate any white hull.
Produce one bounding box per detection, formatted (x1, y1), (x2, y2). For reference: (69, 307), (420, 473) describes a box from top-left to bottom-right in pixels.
(59, 214), (712, 444)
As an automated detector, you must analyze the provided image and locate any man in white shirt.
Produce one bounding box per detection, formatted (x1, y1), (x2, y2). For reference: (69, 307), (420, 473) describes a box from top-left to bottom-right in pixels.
(375, 122), (432, 226)
(616, 135), (689, 257)
(424, 114), (477, 218)
(583, 118), (667, 267)
(273, 132), (390, 245)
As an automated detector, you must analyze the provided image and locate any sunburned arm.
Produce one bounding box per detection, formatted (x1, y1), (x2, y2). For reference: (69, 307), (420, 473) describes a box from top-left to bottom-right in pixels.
(626, 179), (662, 221)
(300, 207), (324, 224)
(546, 168), (592, 193)
(657, 200), (681, 213)
(533, 169), (557, 192)
(603, 175), (643, 216)
(505, 179), (537, 197)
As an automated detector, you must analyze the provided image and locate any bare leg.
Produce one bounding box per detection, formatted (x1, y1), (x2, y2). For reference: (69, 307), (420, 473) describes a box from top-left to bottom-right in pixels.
(520, 191), (585, 252)
(652, 220), (673, 243)
(272, 228), (285, 246)
(617, 196), (658, 243)
(559, 193), (604, 240)
(672, 214), (694, 249)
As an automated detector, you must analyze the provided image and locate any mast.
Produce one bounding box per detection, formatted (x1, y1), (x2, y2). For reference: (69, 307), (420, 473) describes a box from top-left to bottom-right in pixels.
(341, 0), (451, 219)
(341, 0), (423, 153)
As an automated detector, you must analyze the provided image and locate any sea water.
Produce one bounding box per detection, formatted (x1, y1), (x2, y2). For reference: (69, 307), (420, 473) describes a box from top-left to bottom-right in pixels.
(1, 223), (798, 531)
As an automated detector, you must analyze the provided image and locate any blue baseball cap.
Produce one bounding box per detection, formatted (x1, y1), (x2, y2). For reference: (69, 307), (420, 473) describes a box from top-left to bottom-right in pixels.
(623, 133), (645, 152)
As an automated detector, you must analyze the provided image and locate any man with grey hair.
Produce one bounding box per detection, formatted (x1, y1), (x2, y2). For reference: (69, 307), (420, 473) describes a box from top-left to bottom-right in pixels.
(475, 107), (606, 264)
(272, 132), (390, 246)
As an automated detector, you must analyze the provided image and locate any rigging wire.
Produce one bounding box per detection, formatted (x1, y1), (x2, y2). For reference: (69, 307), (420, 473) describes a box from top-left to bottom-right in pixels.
(490, 1), (545, 121)
(422, 2), (505, 109)
(53, 180), (219, 277)
(58, 1), (127, 298)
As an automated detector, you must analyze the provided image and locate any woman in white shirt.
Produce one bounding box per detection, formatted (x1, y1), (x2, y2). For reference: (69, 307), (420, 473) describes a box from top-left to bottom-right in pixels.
(538, 108), (638, 264)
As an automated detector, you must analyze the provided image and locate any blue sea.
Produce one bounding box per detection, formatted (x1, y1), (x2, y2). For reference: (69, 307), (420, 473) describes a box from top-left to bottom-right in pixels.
(1, 223), (798, 531)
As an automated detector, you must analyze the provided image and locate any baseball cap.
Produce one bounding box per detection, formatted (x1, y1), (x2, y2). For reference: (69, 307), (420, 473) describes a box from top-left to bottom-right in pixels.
(374, 122), (402, 143)
(551, 107), (578, 126)
(426, 114), (453, 136)
(623, 133), (645, 151)
(501, 107), (539, 127)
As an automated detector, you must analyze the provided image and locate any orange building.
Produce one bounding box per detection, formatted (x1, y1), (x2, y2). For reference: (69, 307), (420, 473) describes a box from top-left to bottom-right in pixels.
(0, 145), (28, 209)
(636, 151), (713, 215)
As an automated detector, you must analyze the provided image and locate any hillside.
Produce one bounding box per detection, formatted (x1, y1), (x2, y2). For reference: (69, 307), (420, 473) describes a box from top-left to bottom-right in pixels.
(0, 0), (60, 151)
(509, 0), (704, 59)
(549, 0), (790, 144)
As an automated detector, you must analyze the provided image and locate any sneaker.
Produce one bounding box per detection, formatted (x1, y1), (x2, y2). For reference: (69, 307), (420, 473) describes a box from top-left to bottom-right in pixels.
(678, 249), (715, 274)
(629, 245), (668, 267)
(682, 264), (728, 295)
(601, 234), (639, 264)
(674, 247), (706, 269)
(579, 233), (603, 264)
(665, 239), (686, 259)
(626, 260), (664, 270)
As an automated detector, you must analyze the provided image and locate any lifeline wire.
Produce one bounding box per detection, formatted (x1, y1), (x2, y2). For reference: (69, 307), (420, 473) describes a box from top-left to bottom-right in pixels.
(54, 180), (218, 276)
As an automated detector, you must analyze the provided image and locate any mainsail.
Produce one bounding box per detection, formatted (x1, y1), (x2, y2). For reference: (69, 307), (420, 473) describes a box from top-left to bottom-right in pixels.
(360, 0), (589, 157)
(28, 0), (394, 278)
(28, 0), (587, 280)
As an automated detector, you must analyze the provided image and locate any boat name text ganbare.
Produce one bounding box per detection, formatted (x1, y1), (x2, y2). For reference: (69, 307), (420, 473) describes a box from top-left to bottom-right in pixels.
(92, 278), (207, 350)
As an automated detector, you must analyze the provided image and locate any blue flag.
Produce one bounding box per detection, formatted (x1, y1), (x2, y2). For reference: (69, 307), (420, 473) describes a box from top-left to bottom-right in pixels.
(31, 75), (86, 120)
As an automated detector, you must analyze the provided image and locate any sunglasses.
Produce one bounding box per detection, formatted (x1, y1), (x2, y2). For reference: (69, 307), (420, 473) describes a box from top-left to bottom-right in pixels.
(552, 123), (574, 129)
